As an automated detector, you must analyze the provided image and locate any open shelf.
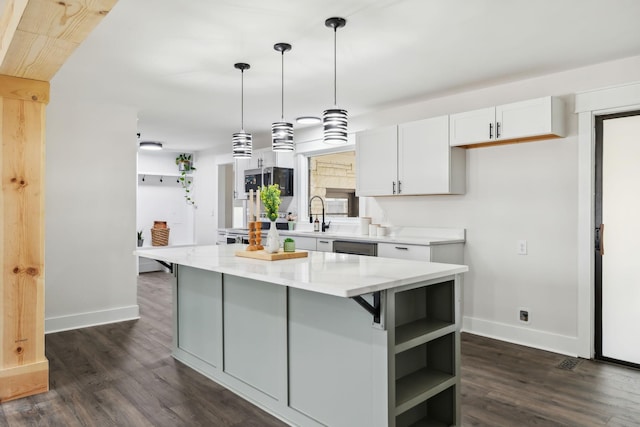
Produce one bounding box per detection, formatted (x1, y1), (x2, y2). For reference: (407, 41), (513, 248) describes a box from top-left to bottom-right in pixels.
(396, 385), (456, 427)
(395, 368), (455, 415)
(395, 320), (455, 354)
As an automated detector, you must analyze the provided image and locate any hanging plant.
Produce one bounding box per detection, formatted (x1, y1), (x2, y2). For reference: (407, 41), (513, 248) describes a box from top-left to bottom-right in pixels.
(176, 153), (196, 205)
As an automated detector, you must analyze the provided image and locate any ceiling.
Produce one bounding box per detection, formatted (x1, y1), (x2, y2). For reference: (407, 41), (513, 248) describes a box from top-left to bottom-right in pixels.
(31, 0), (640, 152)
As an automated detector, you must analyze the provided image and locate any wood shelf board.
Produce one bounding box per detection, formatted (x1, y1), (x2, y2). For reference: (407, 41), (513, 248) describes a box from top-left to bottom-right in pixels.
(235, 249), (308, 261)
(395, 369), (455, 416)
(395, 319), (455, 353)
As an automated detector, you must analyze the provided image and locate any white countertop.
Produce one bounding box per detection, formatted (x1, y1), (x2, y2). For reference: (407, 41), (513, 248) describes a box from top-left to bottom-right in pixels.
(225, 226), (466, 246)
(135, 244), (468, 298)
(276, 230), (464, 245)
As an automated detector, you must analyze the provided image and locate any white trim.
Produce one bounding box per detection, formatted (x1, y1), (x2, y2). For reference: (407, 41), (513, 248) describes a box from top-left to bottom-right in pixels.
(575, 81), (640, 358)
(462, 316), (579, 357)
(45, 305), (140, 334)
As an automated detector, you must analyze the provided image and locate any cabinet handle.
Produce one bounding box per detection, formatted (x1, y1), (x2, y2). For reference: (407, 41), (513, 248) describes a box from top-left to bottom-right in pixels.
(398, 180), (402, 194)
(319, 240), (329, 244)
(496, 122), (501, 139)
(395, 246), (409, 250)
(392, 181), (396, 195)
(489, 122), (493, 139)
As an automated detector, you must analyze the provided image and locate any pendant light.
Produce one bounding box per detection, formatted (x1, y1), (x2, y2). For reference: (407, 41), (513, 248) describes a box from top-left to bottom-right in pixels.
(323, 17), (348, 145)
(232, 62), (252, 158)
(272, 43), (294, 152)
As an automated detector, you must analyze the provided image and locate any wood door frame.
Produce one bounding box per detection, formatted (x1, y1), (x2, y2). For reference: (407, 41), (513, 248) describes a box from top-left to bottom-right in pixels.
(594, 110), (640, 367)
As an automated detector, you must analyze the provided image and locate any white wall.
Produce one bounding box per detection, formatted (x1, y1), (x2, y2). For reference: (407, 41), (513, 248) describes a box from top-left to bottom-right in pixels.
(193, 148), (219, 244)
(137, 150), (195, 246)
(45, 99), (139, 333)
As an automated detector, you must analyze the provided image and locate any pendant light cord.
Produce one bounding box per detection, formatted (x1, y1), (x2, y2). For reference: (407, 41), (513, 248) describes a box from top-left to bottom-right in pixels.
(281, 50), (285, 120)
(240, 69), (244, 130)
(333, 26), (337, 106)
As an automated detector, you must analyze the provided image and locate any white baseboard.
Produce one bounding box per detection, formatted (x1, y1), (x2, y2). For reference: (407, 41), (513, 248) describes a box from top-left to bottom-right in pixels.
(45, 305), (140, 334)
(462, 316), (580, 357)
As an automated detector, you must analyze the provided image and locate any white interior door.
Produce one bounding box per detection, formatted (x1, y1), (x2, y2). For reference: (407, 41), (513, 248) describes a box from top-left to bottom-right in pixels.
(601, 114), (640, 365)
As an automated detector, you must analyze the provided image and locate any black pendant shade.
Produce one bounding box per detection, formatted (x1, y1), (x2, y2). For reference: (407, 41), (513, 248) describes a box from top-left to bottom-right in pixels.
(232, 62), (252, 159)
(272, 43), (294, 152)
(323, 17), (348, 145)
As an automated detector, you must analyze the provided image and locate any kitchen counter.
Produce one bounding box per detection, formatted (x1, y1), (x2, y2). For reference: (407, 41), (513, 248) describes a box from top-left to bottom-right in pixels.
(225, 225), (466, 246)
(135, 244), (467, 297)
(135, 245), (467, 426)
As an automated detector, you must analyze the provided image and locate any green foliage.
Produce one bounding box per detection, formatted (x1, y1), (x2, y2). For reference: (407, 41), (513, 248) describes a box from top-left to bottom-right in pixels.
(260, 184), (281, 221)
(176, 153), (196, 205)
(137, 230), (143, 240)
(284, 237), (294, 243)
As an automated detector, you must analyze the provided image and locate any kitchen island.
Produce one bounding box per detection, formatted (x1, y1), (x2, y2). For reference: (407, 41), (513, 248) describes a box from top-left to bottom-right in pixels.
(136, 244), (468, 427)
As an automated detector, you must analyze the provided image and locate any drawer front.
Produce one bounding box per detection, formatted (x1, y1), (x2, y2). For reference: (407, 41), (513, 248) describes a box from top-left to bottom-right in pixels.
(316, 239), (334, 252)
(378, 243), (430, 261)
(293, 236), (317, 251)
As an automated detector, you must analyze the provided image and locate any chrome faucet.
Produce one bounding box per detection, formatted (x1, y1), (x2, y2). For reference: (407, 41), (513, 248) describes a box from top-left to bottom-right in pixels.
(309, 195), (330, 232)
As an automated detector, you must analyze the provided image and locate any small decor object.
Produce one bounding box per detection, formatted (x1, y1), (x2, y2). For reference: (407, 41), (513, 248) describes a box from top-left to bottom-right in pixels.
(176, 153), (196, 205)
(287, 212), (296, 230)
(283, 238), (295, 252)
(261, 184), (281, 253)
(137, 230), (144, 247)
(151, 221), (170, 246)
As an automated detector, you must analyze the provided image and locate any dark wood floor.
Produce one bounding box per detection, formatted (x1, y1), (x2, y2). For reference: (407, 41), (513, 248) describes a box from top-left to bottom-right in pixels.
(1, 272), (639, 426)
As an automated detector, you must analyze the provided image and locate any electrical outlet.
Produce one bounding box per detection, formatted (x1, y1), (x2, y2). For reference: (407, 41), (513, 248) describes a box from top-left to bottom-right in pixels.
(517, 240), (528, 255)
(519, 308), (530, 323)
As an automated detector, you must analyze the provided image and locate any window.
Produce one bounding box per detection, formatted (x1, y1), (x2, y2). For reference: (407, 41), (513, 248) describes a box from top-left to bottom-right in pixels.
(308, 151), (359, 218)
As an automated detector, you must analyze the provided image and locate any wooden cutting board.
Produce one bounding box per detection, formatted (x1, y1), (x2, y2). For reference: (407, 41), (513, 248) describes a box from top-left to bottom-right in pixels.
(235, 249), (308, 261)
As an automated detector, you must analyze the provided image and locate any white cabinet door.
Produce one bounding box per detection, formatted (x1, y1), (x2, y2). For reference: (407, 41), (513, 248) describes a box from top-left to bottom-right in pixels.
(449, 107), (495, 146)
(399, 115), (464, 195)
(356, 125), (398, 196)
(378, 243), (431, 261)
(234, 158), (249, 199)
(294, 236), (317, 251)
(316, 238), (334, 252)
(259, 149), (277, 168)
(496, 96), (565, 141)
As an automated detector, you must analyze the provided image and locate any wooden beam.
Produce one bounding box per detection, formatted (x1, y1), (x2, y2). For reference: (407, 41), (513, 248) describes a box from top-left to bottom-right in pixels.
(0, 74), (49, 103)
(0, 0), (29, 66)
(0, 0), (118, 80)
(0, 75), (49, 402)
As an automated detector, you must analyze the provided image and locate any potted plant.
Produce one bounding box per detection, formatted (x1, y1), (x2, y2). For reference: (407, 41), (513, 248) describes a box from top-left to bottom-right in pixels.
(137, 230), (144, 247)
(283, 237), (295, 252)
(260, 184), (281, 253)
(176, 153), (196, 205)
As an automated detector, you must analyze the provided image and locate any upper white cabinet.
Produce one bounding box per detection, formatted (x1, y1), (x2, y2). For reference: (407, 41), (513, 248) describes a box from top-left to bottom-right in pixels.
(356, 116), (465, 196)
(449, 96), (566, 147)
(234, 158), (249, 200)
(399, 115), (465, 195)
(356, 125), (398, 196)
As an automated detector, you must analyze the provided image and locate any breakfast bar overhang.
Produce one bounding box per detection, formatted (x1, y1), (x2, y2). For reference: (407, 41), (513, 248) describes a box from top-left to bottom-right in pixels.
(136, 245), (468, 427)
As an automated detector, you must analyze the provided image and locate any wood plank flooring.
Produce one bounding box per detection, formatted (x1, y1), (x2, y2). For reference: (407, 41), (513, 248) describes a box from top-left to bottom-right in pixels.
(1, 271), (639, 426)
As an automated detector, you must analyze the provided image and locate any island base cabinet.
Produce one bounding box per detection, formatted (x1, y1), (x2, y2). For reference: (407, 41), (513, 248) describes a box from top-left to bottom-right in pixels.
(171, 265), (461, 427)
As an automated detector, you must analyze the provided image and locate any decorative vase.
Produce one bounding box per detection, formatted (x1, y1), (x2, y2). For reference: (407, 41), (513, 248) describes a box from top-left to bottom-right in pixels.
(265, 221), (280, 253)
(137, 239), (144, 247)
